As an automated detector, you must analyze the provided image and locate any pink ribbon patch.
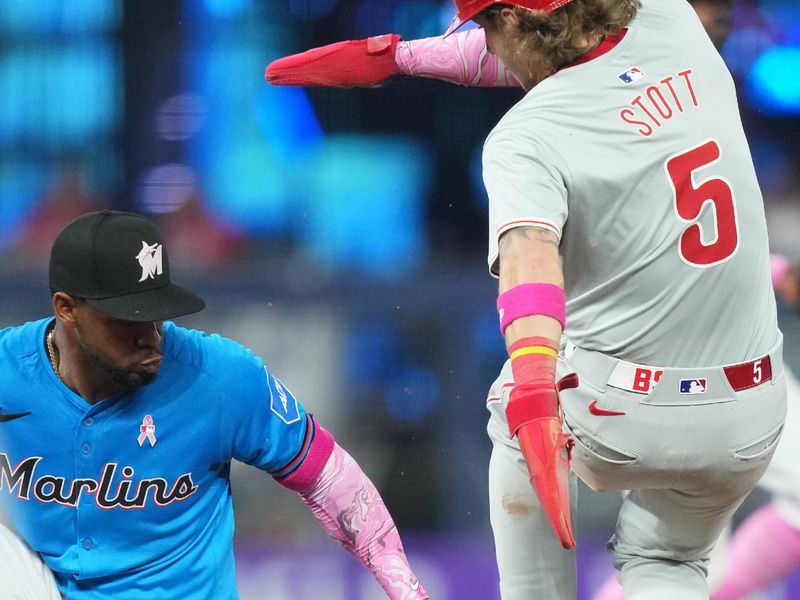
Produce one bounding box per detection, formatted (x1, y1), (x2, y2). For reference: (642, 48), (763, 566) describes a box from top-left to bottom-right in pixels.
(137, 415), (157, 447)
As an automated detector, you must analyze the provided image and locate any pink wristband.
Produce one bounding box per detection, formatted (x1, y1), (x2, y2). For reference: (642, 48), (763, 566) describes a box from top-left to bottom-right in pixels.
(274, 416), (335, 493)
(497, 283), (566, 335)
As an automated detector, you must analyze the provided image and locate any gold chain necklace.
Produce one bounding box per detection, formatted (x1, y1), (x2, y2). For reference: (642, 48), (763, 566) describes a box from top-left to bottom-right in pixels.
(46, 330), (60, 380)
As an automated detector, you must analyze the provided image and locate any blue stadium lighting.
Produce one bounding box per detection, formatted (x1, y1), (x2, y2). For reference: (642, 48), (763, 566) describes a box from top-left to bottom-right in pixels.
(288, 0), (339, 19)
(342, 323), (401, 385)
(392, 1), (445, 39)
(0, 43), (118, 147)
(719, 27), (773, 78)
(746, 45), (800, 115)
(472, 310), (505, 357)
(353, 0), (396, 37)
(255, 87), (324, 163)
(470, 144), (489, 215)
(0, 161), (45, 250)
(298, 135), (431, 279)
(0, 0), (119, 246)
(203, 0), (252, 18)
(758, 1), (800, 42)
(748, 133), (792, 196)
(384, 366), (440, 422)
(0, 0), (119, 33)
(191, 84), (325, 233)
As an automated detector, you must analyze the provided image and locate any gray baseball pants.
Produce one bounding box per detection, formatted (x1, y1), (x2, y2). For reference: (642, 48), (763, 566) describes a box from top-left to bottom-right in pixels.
(487, 336), (786, 600)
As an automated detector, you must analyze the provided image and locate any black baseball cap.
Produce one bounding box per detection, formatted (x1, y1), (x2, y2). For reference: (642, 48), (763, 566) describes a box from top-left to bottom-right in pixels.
(49, 210), (205, 322)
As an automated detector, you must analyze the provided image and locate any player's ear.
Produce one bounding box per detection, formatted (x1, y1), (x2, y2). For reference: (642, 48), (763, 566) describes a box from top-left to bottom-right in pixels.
(500, 6), (521, 28)
(52, 292), (83, 327)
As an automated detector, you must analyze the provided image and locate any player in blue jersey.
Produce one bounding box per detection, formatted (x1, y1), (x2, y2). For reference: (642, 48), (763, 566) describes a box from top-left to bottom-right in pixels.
(0, 210), (428, 599)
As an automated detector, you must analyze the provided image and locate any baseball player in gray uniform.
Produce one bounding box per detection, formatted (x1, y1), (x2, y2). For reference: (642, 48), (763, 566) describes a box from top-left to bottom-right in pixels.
(267, 1), (787, 599)
(478, 2), (784, 598)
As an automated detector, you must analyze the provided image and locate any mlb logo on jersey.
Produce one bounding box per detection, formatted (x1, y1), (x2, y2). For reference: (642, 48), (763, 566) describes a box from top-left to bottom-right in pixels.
(679, 378), (707, 395)
(619, 67), (644, 84)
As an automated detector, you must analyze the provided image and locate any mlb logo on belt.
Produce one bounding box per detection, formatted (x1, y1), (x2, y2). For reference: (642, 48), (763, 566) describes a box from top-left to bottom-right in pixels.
(679, 379), (707, 395)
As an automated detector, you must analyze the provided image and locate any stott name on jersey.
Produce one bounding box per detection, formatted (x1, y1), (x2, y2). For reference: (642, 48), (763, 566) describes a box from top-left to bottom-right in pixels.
(0, 453), (198, 510)
(619, 68), (699, 137)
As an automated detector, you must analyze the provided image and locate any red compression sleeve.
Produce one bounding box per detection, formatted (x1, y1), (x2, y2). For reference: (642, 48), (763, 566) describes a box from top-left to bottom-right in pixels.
(509, 336), (558, 385)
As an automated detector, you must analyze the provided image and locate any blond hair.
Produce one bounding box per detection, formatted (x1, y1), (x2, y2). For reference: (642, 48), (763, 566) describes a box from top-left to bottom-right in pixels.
(483, 0), (641, 83)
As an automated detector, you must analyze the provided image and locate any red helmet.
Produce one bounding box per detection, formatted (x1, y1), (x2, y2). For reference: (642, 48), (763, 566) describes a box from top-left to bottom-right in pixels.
(448, 0), (575, 34)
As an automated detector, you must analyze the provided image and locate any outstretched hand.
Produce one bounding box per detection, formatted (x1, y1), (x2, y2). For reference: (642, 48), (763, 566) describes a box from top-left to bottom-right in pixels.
(265, 34), (402, 88)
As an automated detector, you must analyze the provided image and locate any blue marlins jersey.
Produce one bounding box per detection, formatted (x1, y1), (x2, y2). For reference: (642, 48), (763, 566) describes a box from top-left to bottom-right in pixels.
(0, 318), (315, 599)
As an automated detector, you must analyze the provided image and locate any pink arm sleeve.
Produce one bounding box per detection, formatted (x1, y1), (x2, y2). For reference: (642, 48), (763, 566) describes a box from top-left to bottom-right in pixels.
(394, 28), (521, 87)
(277, 433), (427, 599)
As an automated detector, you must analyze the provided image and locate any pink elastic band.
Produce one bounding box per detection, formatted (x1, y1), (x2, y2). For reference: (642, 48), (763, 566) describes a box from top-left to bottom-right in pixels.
(276, 423), (335, 493)
(497, 283), (566, 335)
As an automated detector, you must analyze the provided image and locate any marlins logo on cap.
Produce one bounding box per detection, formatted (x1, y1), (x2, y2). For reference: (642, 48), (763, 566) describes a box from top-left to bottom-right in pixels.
(137, 242), (164, 282)
(49, 210), (205, 322)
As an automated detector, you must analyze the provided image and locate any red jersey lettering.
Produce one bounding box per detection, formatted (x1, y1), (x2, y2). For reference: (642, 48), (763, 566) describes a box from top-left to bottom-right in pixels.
(620, 68), (701, 137)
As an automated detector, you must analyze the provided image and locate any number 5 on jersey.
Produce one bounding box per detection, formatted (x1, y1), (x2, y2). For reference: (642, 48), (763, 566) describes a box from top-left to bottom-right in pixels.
(666, 139), (738, 267)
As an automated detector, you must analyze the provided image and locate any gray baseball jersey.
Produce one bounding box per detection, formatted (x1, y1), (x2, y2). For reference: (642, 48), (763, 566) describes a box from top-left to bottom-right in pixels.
(483, 0), (778, 367)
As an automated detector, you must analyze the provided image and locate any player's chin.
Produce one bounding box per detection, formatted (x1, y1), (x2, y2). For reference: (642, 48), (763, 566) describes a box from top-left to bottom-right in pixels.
(133, 368), (158, 386)
(123, 367), (158, 391)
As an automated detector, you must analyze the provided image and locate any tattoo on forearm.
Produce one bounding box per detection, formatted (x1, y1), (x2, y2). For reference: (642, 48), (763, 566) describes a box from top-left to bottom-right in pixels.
(499, 226), (559, 256)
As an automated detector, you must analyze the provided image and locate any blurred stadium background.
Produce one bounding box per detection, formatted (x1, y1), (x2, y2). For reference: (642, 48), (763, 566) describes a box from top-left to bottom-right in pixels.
(1, 0), (799, 598)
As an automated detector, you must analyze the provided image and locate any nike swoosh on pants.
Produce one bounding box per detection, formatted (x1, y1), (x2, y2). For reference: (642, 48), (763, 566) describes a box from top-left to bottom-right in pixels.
(588, 400), (626, 416)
